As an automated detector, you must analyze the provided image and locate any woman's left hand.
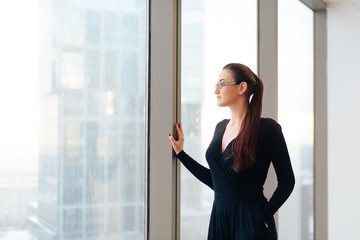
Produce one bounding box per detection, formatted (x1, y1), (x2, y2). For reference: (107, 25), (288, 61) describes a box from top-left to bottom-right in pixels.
(168, 123), (184, 155)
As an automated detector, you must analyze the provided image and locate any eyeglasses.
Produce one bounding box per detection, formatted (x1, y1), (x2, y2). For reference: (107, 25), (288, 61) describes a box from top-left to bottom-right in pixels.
(214, 81), (238, 89)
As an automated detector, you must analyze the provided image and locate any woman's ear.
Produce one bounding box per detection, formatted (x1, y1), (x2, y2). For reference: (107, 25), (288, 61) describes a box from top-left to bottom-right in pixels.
(238, 81), (247, 95)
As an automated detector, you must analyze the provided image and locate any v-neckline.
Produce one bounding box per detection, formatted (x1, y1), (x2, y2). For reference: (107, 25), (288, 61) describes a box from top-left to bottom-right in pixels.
(221, 119), (235, 154)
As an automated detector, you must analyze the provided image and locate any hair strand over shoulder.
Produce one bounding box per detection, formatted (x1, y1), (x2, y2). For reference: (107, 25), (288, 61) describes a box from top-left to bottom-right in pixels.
(223, 63), (264, 172)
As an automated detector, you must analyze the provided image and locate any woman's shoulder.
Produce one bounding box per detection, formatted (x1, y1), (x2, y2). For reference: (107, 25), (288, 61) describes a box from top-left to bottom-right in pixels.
(218, 119), (230, 125)
(260, 117), (282, 135)
(260, 117), (279, 126)
(214, 119), (229, 131)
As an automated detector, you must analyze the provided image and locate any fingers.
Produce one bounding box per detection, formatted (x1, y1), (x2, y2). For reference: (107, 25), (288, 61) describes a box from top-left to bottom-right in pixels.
(168, 134), (175, 144)
(174, 123), (180, 133)
(174, 123), (184, 139)
(168, 133), (182, 155)
(169, 123), (184, 142)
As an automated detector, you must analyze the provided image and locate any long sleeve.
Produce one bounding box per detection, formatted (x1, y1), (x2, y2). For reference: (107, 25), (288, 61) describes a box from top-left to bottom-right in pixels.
(176, 150), (213, 189)
(260, 120), (295, 223)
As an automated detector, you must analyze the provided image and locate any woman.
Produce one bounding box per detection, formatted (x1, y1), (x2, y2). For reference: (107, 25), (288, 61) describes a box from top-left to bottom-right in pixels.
(168, 63), (295, 240)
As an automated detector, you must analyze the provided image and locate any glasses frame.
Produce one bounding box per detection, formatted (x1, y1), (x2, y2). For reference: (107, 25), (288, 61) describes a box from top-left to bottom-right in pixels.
(215, 81), (238, 89)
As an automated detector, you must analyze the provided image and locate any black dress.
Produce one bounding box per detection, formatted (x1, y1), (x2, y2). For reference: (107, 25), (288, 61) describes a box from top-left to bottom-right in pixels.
(176, 118), (295, 240)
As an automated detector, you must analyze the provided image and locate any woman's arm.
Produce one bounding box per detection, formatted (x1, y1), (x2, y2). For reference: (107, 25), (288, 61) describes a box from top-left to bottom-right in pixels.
(168, 123), (213, 189)
(176, 150), (213, 189)
(260, 119), (295, 223)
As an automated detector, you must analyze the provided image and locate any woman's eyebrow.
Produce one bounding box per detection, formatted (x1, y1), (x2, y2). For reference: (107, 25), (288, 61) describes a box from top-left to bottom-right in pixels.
(218, 79), (225, 82)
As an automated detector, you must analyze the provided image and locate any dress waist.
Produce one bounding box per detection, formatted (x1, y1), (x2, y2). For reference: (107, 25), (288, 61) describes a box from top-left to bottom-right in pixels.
(214, 193), (248, 202)
(214, 191), (267, 205)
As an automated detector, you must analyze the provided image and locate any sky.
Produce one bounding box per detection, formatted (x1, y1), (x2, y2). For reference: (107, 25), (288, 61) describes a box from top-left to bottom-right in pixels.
(0, 1), (39, 173)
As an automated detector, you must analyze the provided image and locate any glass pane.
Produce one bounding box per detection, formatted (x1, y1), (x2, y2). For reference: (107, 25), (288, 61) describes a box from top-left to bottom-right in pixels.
(180, 1), (257, 239)
(278, 0), (314, 240)
(0, 0), (147, 239)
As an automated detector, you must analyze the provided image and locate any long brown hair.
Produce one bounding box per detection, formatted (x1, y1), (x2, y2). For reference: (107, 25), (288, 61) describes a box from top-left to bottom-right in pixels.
(223, 63), (264, 172)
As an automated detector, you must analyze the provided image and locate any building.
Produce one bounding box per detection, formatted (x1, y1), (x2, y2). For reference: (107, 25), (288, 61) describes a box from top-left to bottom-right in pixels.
(28, 1), (146, 239)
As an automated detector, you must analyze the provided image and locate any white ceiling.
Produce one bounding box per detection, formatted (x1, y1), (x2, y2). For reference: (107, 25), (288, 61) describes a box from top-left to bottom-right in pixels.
(323, 0), (345, 2)
(299, 0), (359, 11)
(323, 0), (360, 12)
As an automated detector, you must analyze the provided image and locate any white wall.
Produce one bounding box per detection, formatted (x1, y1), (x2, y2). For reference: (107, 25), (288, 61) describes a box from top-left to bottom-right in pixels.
(327, 2), (360, 239)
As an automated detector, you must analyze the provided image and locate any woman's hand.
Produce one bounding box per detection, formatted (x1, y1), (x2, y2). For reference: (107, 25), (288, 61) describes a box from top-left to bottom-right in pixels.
(168, 123), (184, 155)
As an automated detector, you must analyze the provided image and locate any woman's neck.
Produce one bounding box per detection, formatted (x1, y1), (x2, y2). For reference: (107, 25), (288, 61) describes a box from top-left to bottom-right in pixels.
(228, 100), (248, 128)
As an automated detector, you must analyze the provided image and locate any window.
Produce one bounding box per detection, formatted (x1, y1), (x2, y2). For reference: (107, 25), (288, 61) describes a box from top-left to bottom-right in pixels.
(278, 0), (314, 239)
(0, 0), (147, 239)
(0, 1), (318, 239)
(181, 0), (257, 239)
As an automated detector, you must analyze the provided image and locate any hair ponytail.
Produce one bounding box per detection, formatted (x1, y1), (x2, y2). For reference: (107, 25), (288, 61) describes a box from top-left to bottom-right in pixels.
(222, 63), (263, 172)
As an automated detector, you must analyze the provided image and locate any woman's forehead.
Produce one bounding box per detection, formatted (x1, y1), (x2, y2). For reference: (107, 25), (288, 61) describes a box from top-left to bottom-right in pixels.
(218, 69), (233, 81)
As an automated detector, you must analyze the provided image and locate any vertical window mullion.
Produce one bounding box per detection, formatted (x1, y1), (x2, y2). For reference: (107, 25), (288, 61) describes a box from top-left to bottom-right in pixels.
(314, 9), (328, 240)
(147, 0), (180, 239)
(258, 0), (279, 225)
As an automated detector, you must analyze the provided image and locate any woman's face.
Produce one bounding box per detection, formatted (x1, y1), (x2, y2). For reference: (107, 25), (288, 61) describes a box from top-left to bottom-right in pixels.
(214, 69), (240, 107)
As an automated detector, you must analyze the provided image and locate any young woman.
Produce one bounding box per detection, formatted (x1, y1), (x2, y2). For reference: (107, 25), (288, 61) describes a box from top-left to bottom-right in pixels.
(168, 63), (295, 240)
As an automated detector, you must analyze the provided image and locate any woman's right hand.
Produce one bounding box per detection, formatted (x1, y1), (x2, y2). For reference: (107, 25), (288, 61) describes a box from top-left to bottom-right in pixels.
(168, 123), (184, 155)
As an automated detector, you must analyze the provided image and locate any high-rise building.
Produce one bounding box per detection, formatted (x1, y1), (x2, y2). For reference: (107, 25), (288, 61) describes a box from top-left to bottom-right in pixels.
(28, 1), (146, 239)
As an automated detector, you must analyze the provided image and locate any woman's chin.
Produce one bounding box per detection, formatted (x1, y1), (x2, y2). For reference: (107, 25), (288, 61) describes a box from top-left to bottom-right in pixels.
(217, 102), (226, 107)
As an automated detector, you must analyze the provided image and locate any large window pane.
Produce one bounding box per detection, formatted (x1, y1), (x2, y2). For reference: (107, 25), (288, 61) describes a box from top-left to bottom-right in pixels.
(278, 1), (314, 240)
(0, 0), (147, 239)
(181, 1), (257, 239)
